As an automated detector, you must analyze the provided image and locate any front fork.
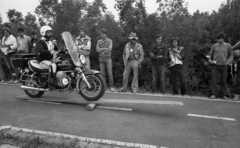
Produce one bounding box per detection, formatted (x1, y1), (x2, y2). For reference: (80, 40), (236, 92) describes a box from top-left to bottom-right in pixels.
(81, 73), (92, 89)
(76, 67), (91, 89)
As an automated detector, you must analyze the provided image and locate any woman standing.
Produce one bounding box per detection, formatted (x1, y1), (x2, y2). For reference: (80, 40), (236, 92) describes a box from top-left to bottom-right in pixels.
(1, 27), (18, 84)
(167, 37), (186, 96)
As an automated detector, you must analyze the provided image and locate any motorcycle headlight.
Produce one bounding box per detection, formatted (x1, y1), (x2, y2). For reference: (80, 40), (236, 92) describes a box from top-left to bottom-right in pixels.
(80, 55), (86, 64)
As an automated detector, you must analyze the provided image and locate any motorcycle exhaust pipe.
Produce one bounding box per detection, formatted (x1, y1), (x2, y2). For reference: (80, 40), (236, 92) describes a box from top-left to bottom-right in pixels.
(21, 85), (48, 92)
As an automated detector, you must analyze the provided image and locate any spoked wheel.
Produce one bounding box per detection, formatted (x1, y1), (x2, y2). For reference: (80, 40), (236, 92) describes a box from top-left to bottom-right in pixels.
(24, 76), (45, 98)
(78, 74), (105, 101)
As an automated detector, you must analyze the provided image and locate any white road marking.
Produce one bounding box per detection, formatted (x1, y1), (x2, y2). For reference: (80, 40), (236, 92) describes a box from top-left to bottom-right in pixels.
(97, 106), (132, 111)
(28, 100), (61, 105)
(108, 91), (240, 103)
(188, 114), (236, 121)
(0, 125), (167, 148)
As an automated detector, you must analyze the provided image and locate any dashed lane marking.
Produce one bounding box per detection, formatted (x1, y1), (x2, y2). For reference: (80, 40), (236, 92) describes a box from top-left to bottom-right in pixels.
(97, 106), (132, 111)
(28, 100), (61, 105)
(188, 114), (236, 121)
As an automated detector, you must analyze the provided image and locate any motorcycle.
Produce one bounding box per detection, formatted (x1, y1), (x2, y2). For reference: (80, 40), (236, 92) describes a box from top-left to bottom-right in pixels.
(19, 31), (106, 101)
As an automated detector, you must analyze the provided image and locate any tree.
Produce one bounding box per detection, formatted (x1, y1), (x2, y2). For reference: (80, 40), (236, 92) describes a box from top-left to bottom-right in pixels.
(24, 12), (38, 35)
(35, 0), (59, 25)
(5, 9), (24, 36)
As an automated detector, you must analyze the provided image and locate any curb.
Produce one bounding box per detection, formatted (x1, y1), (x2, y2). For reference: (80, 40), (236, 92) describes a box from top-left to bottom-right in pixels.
(0, 126), (167, 148)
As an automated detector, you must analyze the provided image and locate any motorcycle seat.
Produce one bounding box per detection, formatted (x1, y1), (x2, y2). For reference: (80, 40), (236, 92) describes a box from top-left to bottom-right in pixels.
(29, 60), (49, 73)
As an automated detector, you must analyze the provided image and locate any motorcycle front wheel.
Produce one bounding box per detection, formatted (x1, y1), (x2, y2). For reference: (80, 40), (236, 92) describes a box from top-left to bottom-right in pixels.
(78, 73), (105, 101)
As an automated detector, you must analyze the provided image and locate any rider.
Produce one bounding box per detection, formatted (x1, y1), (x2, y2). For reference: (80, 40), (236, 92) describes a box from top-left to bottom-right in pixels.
(35, 26), (60, 90)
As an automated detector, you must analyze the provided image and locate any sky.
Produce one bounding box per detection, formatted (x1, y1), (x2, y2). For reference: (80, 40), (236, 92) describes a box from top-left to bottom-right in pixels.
(0, 0), (226, 22)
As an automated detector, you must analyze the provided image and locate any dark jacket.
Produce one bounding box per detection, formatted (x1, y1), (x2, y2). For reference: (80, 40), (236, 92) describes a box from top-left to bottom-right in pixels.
(149, 43), (167, 65)
(35, 39), (58, 62)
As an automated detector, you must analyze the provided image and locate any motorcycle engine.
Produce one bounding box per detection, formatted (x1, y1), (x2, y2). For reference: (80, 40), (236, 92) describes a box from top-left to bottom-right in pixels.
(56, 71), (69, 87)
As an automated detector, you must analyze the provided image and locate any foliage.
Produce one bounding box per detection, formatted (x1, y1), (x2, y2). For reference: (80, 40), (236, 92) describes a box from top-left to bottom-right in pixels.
(1, 0), (240, 96)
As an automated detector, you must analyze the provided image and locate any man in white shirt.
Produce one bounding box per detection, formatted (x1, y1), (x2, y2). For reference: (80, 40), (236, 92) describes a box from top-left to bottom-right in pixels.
(17, 27), (31, 53)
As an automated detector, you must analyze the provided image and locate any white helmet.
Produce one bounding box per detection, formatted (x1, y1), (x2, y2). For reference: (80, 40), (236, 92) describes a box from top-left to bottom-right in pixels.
(40, 26), (52, 36)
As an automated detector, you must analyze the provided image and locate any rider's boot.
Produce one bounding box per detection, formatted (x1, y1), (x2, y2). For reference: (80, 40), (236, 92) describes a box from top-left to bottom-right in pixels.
(48, 72), (56, 90)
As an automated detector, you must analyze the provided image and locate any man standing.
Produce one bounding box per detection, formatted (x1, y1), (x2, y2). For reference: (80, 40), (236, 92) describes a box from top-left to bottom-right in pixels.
(75, 28), (91, 69)
(149, 34), (167, 94)
(231, 40), (240, 100)
(96, 28), (115, 92)
(207, 32), (233, 100)
(30, 31), (39, 53)
(1, 27), (18, 84)
(17, 27), (31, 53)
(12, 27), (32, 84)
(118, 32), (144, 94)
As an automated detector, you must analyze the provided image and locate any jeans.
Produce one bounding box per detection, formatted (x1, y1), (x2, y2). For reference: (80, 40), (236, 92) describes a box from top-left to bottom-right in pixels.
(170, 64), (186, 95)
(3, 53), (15, 80)
(121, 60), (139, 92)
(211, 65), (228, 97)
(152, 64), (165, 93)
(99, 57), (114, 87)
(0, 56), (6, 80)
(234, 61), (240, 94)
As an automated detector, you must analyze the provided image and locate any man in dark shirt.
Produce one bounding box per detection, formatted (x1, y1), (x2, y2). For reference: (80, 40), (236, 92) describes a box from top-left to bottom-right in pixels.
(96, 28), (115, 92)
(207, 32), (233, 100)
(149, 34), (167, 94)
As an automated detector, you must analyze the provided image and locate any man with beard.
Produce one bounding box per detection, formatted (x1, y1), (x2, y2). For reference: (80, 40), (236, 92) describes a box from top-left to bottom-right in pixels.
(118, 32), (144, 94)
(35, 26), (60, 90)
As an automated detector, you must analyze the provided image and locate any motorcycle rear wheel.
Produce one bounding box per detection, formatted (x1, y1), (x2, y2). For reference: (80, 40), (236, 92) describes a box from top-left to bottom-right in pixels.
(24, 76), (45, 98)
(78, 74), (105, 101)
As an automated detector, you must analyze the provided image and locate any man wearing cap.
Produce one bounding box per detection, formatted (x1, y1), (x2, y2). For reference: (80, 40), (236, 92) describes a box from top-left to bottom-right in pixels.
(75, 28), (91, 69)
(96, 28), (115, 92)
(118, 32), (144, 94)
(0, 27), (18, 84)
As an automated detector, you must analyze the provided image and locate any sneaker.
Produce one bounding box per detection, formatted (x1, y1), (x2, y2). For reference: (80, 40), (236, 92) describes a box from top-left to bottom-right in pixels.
(131, 90), (137, 94)
(7, 79), (14, 84)
(222, 96), (230, 100)
(233, 95), (240, 101)
(13, 80), (20, 84)
(110, 87), (115, 92)
(209, 95), (217, 99)
(118, 88), (126, 92)
(0, 80), (6, 83)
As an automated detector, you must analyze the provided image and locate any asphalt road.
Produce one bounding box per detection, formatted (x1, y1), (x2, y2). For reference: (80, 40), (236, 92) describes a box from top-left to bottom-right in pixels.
(0, 84), (240, 148)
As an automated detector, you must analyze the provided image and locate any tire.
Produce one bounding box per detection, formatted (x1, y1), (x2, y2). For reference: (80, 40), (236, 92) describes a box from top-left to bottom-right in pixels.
(24, 76), (45, 98)
(78, 73), (105, 101)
